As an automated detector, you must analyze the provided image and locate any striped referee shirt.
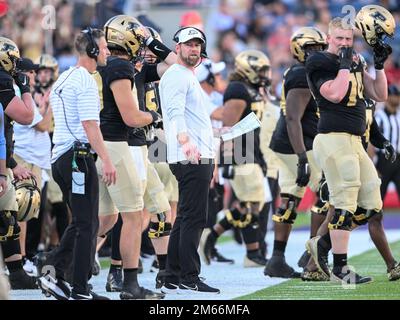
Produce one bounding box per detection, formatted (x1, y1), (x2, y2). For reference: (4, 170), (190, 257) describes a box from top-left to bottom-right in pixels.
(374, 107), (400, 154)
(50, 66), (100, 163)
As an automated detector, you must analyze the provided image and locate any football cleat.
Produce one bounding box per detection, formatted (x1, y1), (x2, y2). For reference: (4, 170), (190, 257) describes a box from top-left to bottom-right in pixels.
(264, 255), (301, 278)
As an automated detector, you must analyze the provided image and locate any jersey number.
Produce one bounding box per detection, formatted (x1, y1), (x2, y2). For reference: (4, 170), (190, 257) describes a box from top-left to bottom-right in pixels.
(145, 89), (158, 112)
(347, 72), (364, 107)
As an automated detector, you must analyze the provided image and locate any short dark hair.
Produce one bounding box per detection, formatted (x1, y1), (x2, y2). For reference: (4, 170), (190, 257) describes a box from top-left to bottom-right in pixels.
(74, 29), (105, 56)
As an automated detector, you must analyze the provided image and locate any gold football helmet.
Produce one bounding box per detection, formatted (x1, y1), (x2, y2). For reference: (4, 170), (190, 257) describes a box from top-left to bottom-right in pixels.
(355, 5), (395, 46)
(0, 37), (20, 74)
(35, 54), (59, 80)
(290, 27), (327, 62)
(14, 177), (41, 222)
(234, 50), (271, 86)
(104, 15), (146, 61)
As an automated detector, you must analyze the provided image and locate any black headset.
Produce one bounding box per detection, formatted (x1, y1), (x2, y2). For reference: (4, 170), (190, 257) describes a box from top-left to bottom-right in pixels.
(203, 61), (215, 86)
(81, 27), (99, 59)
(173, 26), (208, 58)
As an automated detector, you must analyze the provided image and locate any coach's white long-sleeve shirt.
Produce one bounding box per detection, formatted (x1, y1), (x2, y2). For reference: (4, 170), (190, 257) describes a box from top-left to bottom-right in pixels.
(160, 63), (215, 163)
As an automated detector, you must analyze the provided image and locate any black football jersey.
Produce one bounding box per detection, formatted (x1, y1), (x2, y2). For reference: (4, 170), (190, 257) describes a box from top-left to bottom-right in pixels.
(306, 51), (366, 136)
(270, 63), (318, 154)
(221, 81), (265, 166)
(98, 56), (135, 142)
(0, 70), (16, 110)
(127, 63), (160, 146)
(5, 115), (15, 168)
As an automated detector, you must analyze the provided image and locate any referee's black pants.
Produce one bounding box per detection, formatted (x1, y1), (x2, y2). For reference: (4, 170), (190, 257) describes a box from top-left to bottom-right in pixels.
(167, 160), (213, 283)
(51, 148), (99, 295)
(376, 153), (400, 201)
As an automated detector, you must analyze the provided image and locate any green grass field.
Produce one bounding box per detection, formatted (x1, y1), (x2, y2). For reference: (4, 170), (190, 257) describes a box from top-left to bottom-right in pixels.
(238, 240), (400, 300)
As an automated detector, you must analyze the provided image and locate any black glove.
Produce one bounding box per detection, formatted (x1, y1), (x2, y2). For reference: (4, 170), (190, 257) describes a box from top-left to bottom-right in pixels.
(13, 72), (30, 94)
(149, 110), (163, 129)
(338, 47), (353, 70)
(373, 42), (392, 70)
(383, 140), (396, 163)
(296, 152), (310, 187)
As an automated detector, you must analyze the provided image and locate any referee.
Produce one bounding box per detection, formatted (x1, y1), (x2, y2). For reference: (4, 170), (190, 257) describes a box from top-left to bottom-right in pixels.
(375, 85), (400, 200)
(38, 28), (116, 300)
(159, 27), (219, 294)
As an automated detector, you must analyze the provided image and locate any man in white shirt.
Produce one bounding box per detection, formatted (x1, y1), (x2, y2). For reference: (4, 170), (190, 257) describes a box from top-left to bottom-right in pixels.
(38, 28), (116, 300)
(159, 27), (219, 294)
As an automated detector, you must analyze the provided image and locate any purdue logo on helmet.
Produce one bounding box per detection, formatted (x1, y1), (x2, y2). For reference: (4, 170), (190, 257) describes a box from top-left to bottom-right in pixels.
(13, 177), (41, 222)
(104, 15), (146, 62)
(234, 50), (271, 86)
(0, 37), (20, 74)
(290, 27), (327, 63)
(355, 5), (396, 46)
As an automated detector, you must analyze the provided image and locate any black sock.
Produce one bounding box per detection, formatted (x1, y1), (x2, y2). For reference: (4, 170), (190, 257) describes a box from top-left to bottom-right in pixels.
(109, 264), (122, 273)
(272, 240), (287, 257)
(333, 253), (347, 272)
(247, 248), (259, 257)
(123, 268), (138, 285)
(241, 224), (258, 244)
(318, 232), (332, 251)
(6, 260), (23, 273)
(157, 254), (167, 270)
(210, 229), (219, 239)
(111, 214), (122, 261)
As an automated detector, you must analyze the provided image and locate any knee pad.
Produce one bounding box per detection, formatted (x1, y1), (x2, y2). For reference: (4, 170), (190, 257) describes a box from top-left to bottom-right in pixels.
(328, 209), (353, 231)
(272, 194), (299, 224)
(0, 211), (20, 242)
(225, 207), (253, 229)
(352, 207), (382, 226)
(148, 212), (172, 239)
(311, 198), (330, 216)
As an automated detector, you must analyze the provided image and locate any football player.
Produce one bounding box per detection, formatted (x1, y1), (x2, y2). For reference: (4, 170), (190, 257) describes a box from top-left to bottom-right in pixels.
(95, 15), (164, 299)
(0, 36), (37, 289)
(305, 8), (393, 283)
(265, 27), (327, 278)
(306, 61), (400, 282)
(105, 25), (177, 292)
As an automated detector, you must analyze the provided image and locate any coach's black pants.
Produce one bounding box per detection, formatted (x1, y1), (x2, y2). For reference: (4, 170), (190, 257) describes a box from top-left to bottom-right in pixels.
(51, 149), (99, 295)
(376, 153), (400, 201)
(167, 160), (213, 283)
